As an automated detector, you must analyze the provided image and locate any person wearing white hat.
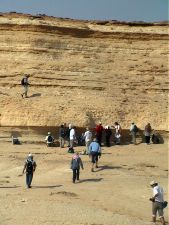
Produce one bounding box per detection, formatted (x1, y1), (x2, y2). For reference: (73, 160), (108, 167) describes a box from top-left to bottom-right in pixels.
(22, 153), (37, 188)
(149, 181), (166, 225)
(83, 127), (92, 154)
(45, 131), (54, 147)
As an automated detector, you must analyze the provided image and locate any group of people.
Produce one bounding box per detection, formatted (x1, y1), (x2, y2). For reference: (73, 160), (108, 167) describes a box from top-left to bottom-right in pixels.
(44, 122), (160, 150)
(20, 74), (166, 224)
(22, 148), (167, 225)
(20, 75), (160, 147)
(23, 137), (101, 186)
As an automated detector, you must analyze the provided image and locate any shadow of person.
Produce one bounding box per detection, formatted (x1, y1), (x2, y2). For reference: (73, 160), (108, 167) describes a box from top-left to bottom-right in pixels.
(29, 93), (41, 98)
(0, 185), (20, 188)
(78, 178), (103, 183)
(32, 185), (62, 189)
(96, 165), (122, 172)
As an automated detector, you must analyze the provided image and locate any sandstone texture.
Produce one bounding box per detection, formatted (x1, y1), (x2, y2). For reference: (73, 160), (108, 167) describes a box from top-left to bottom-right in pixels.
(0, 13), (168, 130)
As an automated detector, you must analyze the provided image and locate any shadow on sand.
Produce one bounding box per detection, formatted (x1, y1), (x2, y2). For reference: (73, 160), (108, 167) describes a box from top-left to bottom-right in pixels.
(32, 185), (62, 189)
(96, 165), (122, 172)
(78, 178), (103, 183)
(0, 185), (20, 188)
(29, 93), (41, 98)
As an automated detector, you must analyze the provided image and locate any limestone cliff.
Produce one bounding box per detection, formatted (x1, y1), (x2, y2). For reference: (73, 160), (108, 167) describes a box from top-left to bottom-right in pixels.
(0, 13), (168, 130)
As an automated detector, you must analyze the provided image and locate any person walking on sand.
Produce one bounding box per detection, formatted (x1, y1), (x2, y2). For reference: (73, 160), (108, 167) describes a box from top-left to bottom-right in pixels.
(70, 152), (84, 183)
(89, 138), (101, 172)
(149, 180), (166, 225)
(144, 123), (152, 144)
(21, 74), (30, 98)
(22, 154), (37, 188)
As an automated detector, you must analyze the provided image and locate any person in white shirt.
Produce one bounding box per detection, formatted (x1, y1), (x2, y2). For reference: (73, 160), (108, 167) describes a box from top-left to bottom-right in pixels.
(149, 180), (166, 225)
(84, 127), (92, 154)
(69, 126), (76, 149)
(113, 122), (122, 144)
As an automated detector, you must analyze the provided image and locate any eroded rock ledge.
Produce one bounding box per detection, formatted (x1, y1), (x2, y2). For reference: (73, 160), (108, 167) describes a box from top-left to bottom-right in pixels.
(0, 13), (168, 130)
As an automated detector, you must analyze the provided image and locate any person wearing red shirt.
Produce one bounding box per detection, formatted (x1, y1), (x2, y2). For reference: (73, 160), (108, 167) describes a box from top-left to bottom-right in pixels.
(95, 122), (103, 146)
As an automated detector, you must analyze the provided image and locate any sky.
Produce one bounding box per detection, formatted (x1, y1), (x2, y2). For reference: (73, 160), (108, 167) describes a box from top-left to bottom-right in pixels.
(0, 0), (168, 22)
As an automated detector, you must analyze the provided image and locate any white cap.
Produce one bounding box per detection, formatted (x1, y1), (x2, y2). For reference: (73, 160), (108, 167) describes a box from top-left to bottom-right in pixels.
(28, 153), (33, 159)
(150, 180), (157, 186)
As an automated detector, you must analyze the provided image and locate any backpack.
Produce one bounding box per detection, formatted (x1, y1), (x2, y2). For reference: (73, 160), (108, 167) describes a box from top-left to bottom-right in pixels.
(162, 201), (168, 209)
(72, 158), (79, 169)
(21, 78), (25, 85)
(133, 125), (138, 133)
(60, 128), (65, 138)
(68, 147), (74, 154)
(48, 135), (53, 143)
(26, 160), (33, 174)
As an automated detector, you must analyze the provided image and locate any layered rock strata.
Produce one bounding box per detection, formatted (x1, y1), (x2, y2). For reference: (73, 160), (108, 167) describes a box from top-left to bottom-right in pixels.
(0, 13), (168, 130)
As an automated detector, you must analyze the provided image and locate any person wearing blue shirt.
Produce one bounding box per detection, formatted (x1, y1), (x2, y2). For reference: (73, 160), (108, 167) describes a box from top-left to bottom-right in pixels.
(89, 138), (101, 172)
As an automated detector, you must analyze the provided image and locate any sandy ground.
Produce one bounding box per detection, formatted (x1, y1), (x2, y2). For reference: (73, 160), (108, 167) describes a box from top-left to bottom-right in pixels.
(0, 137), (168, 225)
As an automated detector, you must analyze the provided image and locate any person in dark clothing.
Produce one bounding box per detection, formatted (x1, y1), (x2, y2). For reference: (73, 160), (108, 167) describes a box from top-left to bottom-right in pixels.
(144, 123), (152, 144)
(22, 154), (37, 188)
(59, 124), (66, 148)
(45, 132), (54, 147)
(70, 152), (83, 183)
(66, 124), (72, 147)
(21, 74), (30, 98)
(95, 122), (104, 146)
(152, 130), (160, 144)
(104, 125), (112, 147)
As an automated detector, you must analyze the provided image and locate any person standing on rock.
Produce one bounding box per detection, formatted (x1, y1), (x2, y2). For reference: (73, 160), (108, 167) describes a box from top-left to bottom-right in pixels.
(22, 153), (37, 188)
(89, 138), (101, 172)
(70, 152), (84, 183)
(21, 74), (30, 98)
(149, 180), (166, 225)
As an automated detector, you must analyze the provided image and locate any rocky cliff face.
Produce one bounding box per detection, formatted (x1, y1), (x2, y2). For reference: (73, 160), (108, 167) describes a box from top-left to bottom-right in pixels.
(0, 13), (168, 130)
